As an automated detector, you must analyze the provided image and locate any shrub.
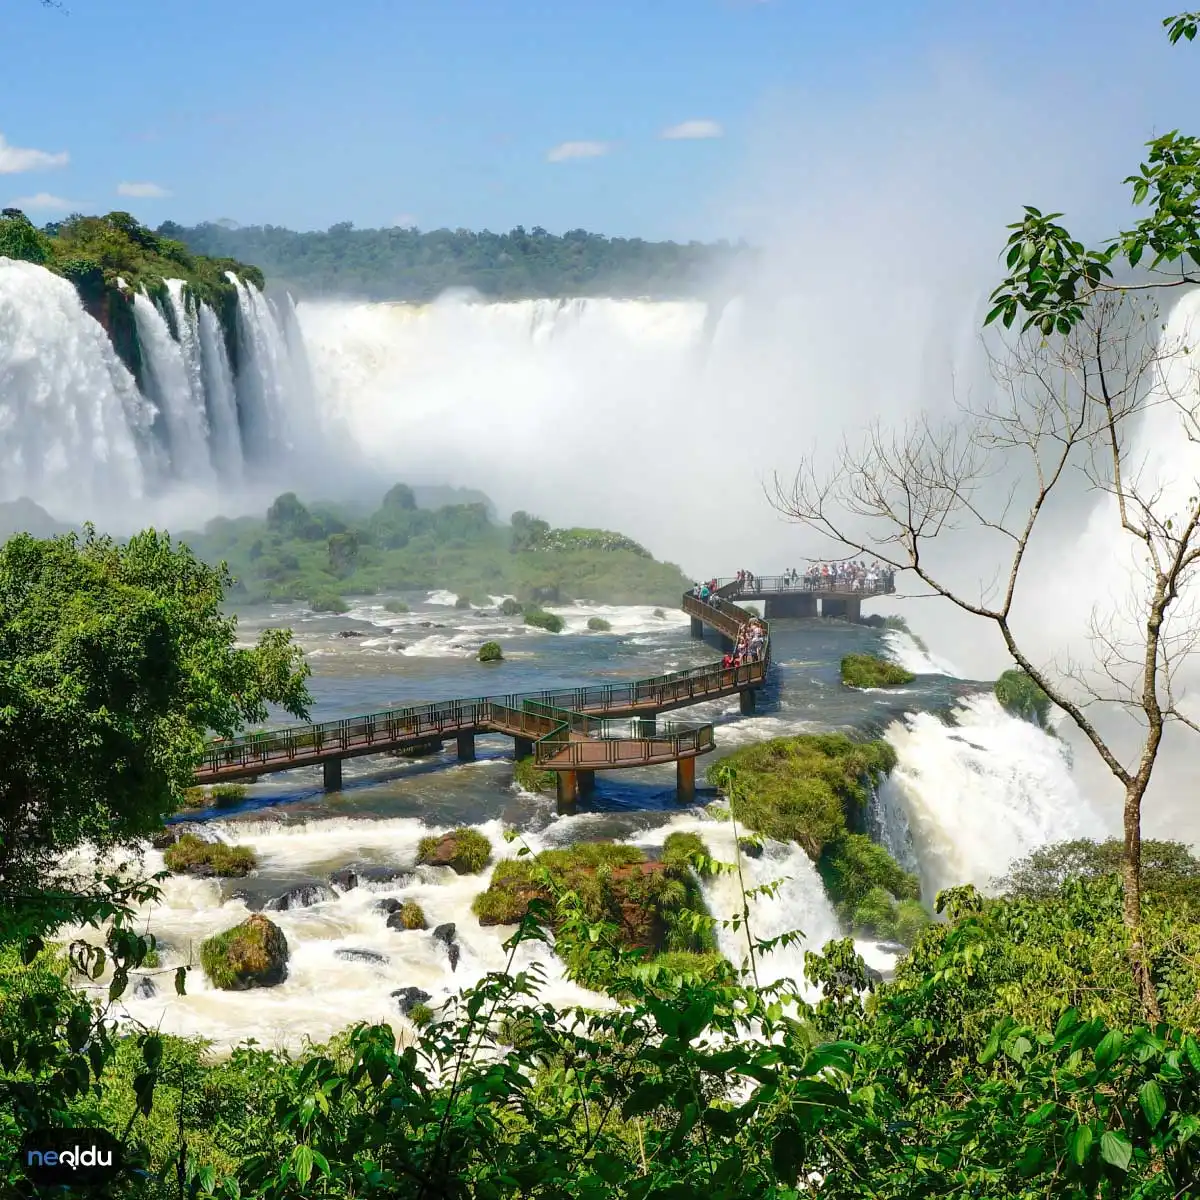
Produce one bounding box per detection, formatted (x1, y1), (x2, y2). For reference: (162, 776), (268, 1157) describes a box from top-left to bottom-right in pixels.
(200, 914), (288, 990)
(478, 641), (503, 663)
(894, 899), (932, 946)
(417, 827), (492, 874)
(524, 607), (565, 633)
(708, 734), (896, 858)
(454, 595), (472, 609)
(179, 786), (207, 810)
(586, 617), (612, 632)
(398, 901), (427, 930)
(514, 756), (556, 794)
(408, 1002), (434, 1027)
(661, 831), (712, 874)
(994, 667), (1051, 727)
(309, 593), (349, 614)
(163, 834), (257, 877)
(499, 597), (523, 616)
(840, 653), (915, 688)
(210, 783), (247, 807)
(384, 599), (409, 614)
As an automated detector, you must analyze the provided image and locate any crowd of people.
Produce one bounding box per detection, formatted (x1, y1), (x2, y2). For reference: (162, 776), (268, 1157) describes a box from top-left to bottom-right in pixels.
(799, 561), (895, 591)
(722, 616), (767, 670)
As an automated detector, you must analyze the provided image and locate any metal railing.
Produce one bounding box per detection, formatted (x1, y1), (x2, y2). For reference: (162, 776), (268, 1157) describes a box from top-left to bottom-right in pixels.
(197, 581), (774, 778)
(715, 575), (895, 597)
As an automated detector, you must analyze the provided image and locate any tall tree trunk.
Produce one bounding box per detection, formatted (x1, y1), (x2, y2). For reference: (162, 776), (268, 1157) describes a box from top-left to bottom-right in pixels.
(1122, 781), (1161, 1023)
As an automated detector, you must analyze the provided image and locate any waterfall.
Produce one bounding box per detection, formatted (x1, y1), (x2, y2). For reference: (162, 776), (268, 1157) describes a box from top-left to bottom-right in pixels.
(197, 302), (244, 482)
(132, 291), (216, 484)
(229, 272), (293, 463)
(0, 257), (157, 512)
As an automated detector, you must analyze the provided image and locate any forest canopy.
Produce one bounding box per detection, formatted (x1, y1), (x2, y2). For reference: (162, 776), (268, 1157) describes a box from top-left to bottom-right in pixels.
(159, 220), (756, 300)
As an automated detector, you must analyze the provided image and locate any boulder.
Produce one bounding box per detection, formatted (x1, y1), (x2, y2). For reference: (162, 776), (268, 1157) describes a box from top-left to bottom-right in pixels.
(200, 914), (289, 991)
(873, 941), (907, 955)
(132, 976), (157, 999)
(391, 986), (432, 1016)
(386, 901), (427, 931)
(266, 883), (335, 912)
(432, 923), (460, 971)
(331, 864), (409, 892)
(374, 898), (403, 915)
(336, 630), (365, 638)
(334, 948), (389, 966)
(329, 867), (359, 891)
(737, 838), (764, 859)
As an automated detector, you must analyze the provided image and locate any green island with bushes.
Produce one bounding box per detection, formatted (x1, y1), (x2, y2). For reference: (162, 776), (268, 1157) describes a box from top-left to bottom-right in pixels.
(477, 640), (503, 662)
(0, 208), (263, 389)
(995, 666), (1053, 727)
(199, 915), (289, 990)
(710, 734), (929, 942)
(162, 834), (258, 878)
(177, 484), (691, 609)
(840, 652), (916, 688)
(416, 828), (493, 875)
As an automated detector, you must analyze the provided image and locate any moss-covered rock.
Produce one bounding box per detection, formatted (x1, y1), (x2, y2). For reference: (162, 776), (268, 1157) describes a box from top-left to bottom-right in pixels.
(524, 607), (565, 633)
(478, 641), (503, 663)
(840, 653), (915, 688)
(309, 593), (349, 614)
(163, 834), (257, 878)
(384, 599), (409, 614)
(416, 828), (492, 874)
(387, 900), (427, 931)
(471, 841), (716, 986)
(408, 1001), (435, 1027)
(586, 617), (612, 632)
(995, 667), (1052, 727)
(200, 914), (288, 990)
(514, 755), (556, 794)
(708, 734), (896, 858)
(210, 783), (247, 807)
(819, 833), (926, 940)
(500, 597), (523, 616)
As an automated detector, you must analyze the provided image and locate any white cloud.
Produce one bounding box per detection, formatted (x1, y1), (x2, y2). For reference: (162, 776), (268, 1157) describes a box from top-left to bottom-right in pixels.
(661, 119), (724, 140)
(117, 181), (171, 198)
(9, 192), (81, 212)
(0, 134), (69, 174)
(392, 213), (418, 228)
(546, 140), (610, 163)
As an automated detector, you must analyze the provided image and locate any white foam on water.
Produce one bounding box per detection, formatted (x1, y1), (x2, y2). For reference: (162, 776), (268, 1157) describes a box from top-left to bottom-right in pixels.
(545, 602), (689, 637)
(882, 630), (961, 677)
(883, 694), (1110, 900)
(426, 590), (459, 607)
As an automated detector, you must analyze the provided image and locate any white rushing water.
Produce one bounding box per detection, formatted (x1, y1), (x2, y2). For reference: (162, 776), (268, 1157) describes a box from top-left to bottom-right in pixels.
(0, 258), (156, 508)
(197, 300), (243, 482)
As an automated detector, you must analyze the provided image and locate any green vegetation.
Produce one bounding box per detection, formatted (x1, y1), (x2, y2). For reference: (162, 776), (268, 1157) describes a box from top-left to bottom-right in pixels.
(199, 915), (289, 990)
(586, 617), (612, 632)
(818, 833), (927, 941)
(994, 838), (1200, 910)
(513, 755), (556, 794)
(163, 219), (752, 301)
(416, 828), (493, 875)
(407, 1002), (435, 1027)
(524, 606), (565, 633)
(179, 485), (689, 608)
(995, 666), (1053, 727)
(396, 901), (427, 931)
(162, 834), (258, 878)
(471, 841), (717, 990)
(1, 209), (263, 384)
(499, 597), (523, 616)
(477, 640), (503, 662)
(384, 599), (409, 614)
(841, 652), (916, 688)
(210, 783), (247, 807)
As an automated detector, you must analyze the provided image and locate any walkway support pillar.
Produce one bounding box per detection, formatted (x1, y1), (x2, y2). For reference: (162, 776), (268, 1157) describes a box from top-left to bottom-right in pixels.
(456, 732), (476, 762)
(323, 757), (343, 792)
(844, 597), (862, 623)
(821, 597), (847, 619)
(676, 757), (696, 803)
(740, 689), (757, 715)
(690, 617), (704, 639)
(556, 770), (579, 813)
(514, 736), (533, 759)
(577, 770), (595, 796)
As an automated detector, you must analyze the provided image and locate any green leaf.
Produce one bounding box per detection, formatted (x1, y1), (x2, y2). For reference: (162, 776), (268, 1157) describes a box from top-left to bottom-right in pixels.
(1099, 1129), (1132, 1172)
(1094, 1029), (1124, 1071)
(1183, 1035), (1200, 1072)
(1069, 1123), (1093, 1166)
(290, 1145), (314, 1186)
(1138, 1079), (1166, 1129)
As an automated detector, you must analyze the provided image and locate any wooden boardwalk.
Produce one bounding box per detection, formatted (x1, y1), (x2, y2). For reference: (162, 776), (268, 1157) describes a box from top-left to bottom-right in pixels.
(195, 585), (770, 803)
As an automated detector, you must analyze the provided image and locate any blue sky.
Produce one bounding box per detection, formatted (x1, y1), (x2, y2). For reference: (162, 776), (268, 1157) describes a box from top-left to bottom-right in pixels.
(0, 0), (1195, 239)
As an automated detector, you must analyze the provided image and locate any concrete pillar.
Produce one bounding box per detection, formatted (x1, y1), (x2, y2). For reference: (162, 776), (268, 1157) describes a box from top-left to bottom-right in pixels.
(764, 593), (817, 619)
(578, 770), (595, 796)
(676, 757), (696, 803)
(323, 757), (342, 792)
(844, 597), (862, 623)
(514, 736), (533, 759)
(690, 616), (704, 639)
(556, 770), (579, 813)
(634, 714), (656, 737)
(821, 597), (847, 619)
(740, 689), (757, 715)
(456, 732), (476, 762)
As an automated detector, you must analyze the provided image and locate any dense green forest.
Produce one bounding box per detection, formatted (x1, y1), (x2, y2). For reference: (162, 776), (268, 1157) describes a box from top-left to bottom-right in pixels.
(160, 220), (755, 300)
(181, 484), (692, 609)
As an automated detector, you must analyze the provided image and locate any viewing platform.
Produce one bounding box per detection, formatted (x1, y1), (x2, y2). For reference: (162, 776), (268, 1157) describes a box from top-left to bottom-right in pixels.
(195, 586), (770, 808)
(693, 574), (895, 624)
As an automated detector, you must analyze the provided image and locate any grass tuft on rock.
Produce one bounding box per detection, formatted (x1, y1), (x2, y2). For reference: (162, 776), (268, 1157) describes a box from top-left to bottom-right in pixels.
(994, 667), (1052, 728)
(478, 641), (503, 663)
(384, 599), (409, 614)
(163, 834), (257, 878)
(199, 914), (288, 990)
(309, 593), (349, 614)
(210, 783), (247, 807)
(416, 827), (492, 874)
(408, 1002), (435, 1027)
(499, 597), (523, 616)
(586, 617), (612, 632)
(398, 901), (427, 930)
(840, 653), (915, 688)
